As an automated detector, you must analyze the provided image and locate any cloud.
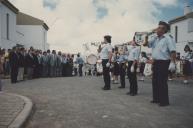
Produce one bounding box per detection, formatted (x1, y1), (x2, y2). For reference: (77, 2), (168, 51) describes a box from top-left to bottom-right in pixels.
(153, 0), (178, 7)
(9, 0), (179, 54)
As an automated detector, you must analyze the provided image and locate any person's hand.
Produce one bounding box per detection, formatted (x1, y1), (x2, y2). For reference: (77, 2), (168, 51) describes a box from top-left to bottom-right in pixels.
(130, 65), (134, 73)
(106, 62), (110, 67)
(147, 60), (154, 64)
(168, 61), (176, 72)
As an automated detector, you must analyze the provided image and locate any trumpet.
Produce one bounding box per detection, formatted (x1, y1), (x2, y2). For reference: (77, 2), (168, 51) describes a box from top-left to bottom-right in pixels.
(134, 29), (157, 45)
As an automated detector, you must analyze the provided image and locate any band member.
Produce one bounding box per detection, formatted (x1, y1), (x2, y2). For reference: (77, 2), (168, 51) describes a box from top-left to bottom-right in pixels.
(76, 54), (84, 76)
(112, 47), (120, 84)
(101, 35), (113, 90)
(118, 48), (128, 88)
(9, 47), (19, 83)
(127, 40), (140, 96)
(144, 21), (176, 106)
(182, 45), (192, 84)
(139, 52), (149, 81)
(110, 48), (115, 81)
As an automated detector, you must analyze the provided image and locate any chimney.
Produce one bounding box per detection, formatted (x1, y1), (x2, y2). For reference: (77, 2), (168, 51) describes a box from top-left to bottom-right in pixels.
(184, 2), (192, 15)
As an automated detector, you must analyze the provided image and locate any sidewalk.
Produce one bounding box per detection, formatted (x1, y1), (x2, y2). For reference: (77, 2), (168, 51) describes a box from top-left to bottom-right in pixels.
(0, 92), (33, 128)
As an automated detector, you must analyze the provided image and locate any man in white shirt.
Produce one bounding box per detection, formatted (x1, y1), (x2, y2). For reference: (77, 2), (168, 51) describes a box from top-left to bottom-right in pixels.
(100, 35), (113, 90)
(143, 21), (176, 106)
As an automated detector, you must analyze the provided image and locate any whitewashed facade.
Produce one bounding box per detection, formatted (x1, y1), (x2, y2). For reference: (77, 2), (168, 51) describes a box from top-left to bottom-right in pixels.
(16, 25), (48, 50)
(0, 0), (18, 49)
(169, 5), (193, 55)
(16, 12), (49, 51)
(0, 0), (49, 51)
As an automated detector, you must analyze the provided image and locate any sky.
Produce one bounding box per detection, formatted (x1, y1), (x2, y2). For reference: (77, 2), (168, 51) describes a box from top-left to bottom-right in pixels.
(10, 0), (193, 54)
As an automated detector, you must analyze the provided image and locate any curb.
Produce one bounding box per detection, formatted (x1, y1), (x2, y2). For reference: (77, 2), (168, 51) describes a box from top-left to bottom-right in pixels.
(3, 93), (34, 128)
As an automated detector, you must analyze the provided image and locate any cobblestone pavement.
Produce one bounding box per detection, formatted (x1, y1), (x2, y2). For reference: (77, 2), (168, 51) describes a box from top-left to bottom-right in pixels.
(2, 77), (193, 128)
(0, 93), (25, 128)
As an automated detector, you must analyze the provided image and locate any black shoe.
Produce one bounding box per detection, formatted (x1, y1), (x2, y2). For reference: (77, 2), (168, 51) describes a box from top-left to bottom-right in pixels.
(130, 93), (136, 96)
(118, 86), (125, 89)
(102, 87), (111, 90)
(150, 100), (159, 104)
(159, 103), (169, 107)
(126, 92), (131, 95)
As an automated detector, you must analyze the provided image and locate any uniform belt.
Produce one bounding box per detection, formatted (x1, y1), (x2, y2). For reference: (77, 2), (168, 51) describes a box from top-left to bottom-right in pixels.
(154, 60), (170, 62)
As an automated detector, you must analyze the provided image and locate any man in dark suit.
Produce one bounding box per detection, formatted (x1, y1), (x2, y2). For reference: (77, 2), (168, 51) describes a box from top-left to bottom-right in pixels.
(9, 47), (19, 83)
(25, 50), (35, 80)
(32, 50), (39, 78)
(17, 47), (25, 81)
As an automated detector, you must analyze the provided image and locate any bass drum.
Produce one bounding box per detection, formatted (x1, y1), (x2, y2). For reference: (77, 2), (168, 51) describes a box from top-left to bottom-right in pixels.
(87, 54), (98, 65)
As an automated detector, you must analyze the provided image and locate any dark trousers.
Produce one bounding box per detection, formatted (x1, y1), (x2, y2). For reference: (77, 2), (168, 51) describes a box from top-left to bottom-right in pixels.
(120, 63), (126, 87)
(62, 63), (67, 77)
(152, 60), (170, 105)
(11, 67), (18, 83)
(127, 61), (138, 94)
(102, 59), (111, 89)
(78, 64), (83, 76)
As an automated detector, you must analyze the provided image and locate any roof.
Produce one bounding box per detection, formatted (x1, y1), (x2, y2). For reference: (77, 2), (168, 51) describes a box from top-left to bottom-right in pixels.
(169, 12), (193, 24)
(17, 12), (49, 30)
(1, 0), (19, 14)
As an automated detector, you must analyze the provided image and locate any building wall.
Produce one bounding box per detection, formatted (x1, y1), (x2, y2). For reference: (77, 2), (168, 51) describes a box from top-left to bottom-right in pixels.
(16, 25), (48, 51)
(0, 3), (2, 45)
(170, 18), (193, 55)
(0, 2), (17, 49)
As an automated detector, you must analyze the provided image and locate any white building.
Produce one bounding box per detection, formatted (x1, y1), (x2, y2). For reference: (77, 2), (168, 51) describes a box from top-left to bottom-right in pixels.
(16, 12), (49, 51)
(0, 0), (19, 49)
(169, 4), (193, 55)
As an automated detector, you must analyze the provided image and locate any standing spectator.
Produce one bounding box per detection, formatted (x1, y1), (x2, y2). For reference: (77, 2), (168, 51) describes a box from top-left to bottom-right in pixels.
(41, 51), (49, 77)
(56, 51), (63, 77)
(33, 50), (40, 78)
(50, 50), (57, 77)
(37, 50), (43, 77)
(47, 50), (51, 77)
(68, 55), (74, 76)
(76, 54), (84, 76)
(17, 48), (25, 81)
(25, 50), (35, 80)
(9, 47), (19, 83)
(62, 54), (67, 77)
(0, 49), (4, 91)
(3, 49), (11, 77)
(182, 45), (192, 84)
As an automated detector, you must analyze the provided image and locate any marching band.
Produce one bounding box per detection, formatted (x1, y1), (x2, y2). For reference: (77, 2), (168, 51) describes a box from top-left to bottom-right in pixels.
(98, 21), (177, 107)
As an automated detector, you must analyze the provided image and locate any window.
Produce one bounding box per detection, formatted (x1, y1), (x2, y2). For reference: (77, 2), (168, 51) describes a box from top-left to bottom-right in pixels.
(6, 13), (9, 40)
(188, 18), (193, 33)
(175, 26), (178, 43)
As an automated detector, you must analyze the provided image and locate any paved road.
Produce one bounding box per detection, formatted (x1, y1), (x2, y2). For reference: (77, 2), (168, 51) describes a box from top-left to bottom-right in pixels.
(2, 77), (193, 128)
(0, 93), (25, 128)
